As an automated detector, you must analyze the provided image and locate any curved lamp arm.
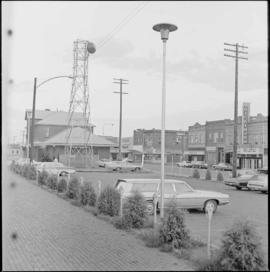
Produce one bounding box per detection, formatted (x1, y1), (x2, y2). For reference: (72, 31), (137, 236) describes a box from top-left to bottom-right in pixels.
(37, 75), (73, 88)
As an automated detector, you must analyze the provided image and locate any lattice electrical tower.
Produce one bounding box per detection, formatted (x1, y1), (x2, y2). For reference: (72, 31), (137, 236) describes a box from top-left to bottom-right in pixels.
(65, 39), (96, 168)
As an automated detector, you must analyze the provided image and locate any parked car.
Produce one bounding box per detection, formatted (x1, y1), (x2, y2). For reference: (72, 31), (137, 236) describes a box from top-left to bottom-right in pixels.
(96, 158), (111, 167)
(257, 167), (268, 175)
(212, 162), (233, 171)
(36, 162), (76, 176)
(115, 178), (230, 214)
(224, 171), (259, 190)
(105, 158), (144, 172)
(191, 161), (208, 169)
(176, 161), (192, 168)
(247, 175), (268, 193)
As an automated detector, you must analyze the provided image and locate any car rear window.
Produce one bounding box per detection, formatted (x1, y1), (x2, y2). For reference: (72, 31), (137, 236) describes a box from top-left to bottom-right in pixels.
(131, 183), (158, 192)
(175, 183), (193, 193)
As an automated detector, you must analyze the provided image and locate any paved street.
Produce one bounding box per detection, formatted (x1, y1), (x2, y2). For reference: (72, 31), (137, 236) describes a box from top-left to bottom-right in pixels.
(3, 169), (194, 271)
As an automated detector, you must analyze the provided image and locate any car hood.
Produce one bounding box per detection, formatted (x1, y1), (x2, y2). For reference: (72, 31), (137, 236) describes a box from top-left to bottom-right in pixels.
(194, 190), (229, 198)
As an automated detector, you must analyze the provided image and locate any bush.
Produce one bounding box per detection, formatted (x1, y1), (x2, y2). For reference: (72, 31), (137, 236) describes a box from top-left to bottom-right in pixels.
(47, 175), (58, 190)
(28, 165), (37, 180)
(80, 181), (97, 206)
(38, 170), (49, 186)
(159, 201), (191, 250)
(97, 186), (120, 216)
(195, 255), (222, 271)
(112, 215), (132, 230)
(192, 169), (200, 179)
(22, 164), (31, 178)
(139, 229), (162, 248)
(218, 219), (267, 271)
(217, 172), (224, 181)
(205, 169), (212, 180)
(66, 177), (80, 199)
(57, 178), (67, 193)
(122, 190), (148, 229)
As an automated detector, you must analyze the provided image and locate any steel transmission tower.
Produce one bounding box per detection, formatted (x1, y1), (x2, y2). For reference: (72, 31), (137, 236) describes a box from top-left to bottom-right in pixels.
(65, 39), (96, 167)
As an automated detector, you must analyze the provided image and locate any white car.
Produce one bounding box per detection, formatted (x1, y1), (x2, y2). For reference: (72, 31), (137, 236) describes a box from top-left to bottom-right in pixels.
(36, 162), (76, 176)
(176, 161), (192, 168)
(115, 178), (230, 214)
(247, 175), (268, 193)
(105, 158), (143, 172)
(96, 158), (111, 167)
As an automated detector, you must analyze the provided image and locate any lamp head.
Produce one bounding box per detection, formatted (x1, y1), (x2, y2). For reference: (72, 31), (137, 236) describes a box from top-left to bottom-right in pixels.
(87, 42), (96, 54)
(153, 23), (178, 40)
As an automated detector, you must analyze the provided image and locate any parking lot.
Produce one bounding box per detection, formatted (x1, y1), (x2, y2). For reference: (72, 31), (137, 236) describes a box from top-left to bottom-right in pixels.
(76, 166), (268, 264)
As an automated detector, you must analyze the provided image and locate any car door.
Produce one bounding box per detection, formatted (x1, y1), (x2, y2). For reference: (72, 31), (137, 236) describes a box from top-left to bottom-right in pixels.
(161, 183), (176, 207)
(174, 183), (199, 209)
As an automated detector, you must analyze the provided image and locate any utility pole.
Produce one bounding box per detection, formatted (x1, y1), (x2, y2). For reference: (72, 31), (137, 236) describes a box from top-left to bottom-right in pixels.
(113, 78), (129, 160)
(30, 77), (37, 163)
(224, 42), (248, 177)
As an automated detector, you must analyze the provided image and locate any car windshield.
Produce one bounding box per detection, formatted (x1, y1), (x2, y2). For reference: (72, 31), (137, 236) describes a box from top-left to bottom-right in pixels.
(175, 183), (193, 193)
(131, 183), (158, 192)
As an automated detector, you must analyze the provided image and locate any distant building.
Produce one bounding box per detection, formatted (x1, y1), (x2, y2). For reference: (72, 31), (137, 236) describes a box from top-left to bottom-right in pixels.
(133, 129), (186, 163)
(24, 109), (115, 165)
(185, 123), (206, 162)
(7, 144), (22, 160)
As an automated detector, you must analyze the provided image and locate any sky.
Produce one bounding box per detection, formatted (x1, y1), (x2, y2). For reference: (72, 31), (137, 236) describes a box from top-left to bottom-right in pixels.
(2, 1), (268, 144)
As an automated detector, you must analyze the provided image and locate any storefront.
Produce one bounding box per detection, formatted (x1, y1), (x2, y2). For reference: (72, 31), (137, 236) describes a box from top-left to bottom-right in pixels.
(184, 150), (205, 162)
(225, 147), (263, 169)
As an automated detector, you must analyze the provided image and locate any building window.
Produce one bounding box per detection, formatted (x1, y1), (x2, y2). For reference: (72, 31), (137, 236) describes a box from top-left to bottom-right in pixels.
(209, 133), (212, 140)
(214, 132), (218, 143)
(45, 127), (50, 137)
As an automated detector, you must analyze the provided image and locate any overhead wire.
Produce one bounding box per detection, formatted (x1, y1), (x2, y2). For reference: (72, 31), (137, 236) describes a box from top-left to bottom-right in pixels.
(96, 1), (150, 50)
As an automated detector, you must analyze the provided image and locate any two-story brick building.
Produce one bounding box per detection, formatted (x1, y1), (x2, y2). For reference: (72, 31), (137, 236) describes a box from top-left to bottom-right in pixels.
(133, 129), (186, 163)
(184, 123), (206, 162)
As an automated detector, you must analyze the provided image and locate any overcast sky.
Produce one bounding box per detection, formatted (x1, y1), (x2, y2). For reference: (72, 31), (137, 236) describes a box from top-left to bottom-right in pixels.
(3, 1), (267, 143)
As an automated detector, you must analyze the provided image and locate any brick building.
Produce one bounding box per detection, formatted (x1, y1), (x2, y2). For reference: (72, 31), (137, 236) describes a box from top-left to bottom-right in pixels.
(184, 123), (206, 162)
(133, 129), (186, 163)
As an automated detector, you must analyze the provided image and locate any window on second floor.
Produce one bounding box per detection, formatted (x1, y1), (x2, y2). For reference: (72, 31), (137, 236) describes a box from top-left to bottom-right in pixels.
(45, 127), (50, 138)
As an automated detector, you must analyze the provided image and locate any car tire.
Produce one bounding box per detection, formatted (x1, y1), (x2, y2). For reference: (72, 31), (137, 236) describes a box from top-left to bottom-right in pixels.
(60, 171), (69, 176)
(204, 200), (217, 213)
(134, 167), (141, 172)
(115, 167), (121, 172)
(236, 186), (242, 190)
(261, 191), (267, 194)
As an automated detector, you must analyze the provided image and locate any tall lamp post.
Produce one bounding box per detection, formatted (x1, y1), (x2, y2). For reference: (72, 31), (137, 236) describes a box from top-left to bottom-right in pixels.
(29, 75), (73, 163)
(153, 23), (177, 219)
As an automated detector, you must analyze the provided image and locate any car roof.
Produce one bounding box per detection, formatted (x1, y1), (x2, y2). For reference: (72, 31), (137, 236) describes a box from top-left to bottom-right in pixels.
(117, 179), (186, 184)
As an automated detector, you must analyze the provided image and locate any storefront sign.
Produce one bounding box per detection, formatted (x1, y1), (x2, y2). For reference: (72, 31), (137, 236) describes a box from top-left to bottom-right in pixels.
(184, 150), (205, 155)
(238, 147), (261, 155)
(242, 103), (250, 144)
(206, 146), (216, 152)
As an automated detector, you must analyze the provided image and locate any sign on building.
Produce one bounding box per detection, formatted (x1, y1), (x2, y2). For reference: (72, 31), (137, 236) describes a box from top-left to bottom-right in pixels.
(242, 102), (250, 144)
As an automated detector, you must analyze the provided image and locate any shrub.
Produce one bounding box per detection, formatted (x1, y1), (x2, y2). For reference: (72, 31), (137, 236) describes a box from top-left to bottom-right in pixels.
(22, 164), (31, 178)
(57, 178), (67, 193)
(122, 190), (148, 229)
(195, 255), (222, 271)
(217, 172), (224, 181)
(205, 169), (212, 180)
(192, 169), (200, 179)
(97, 186), (120, 216)
(139, 229), (161, 248)
(9, 160), (16, 172)
(218, 219), (267, 271)
(66, 177), (80, 199)
(28, 165), (37, 180)
(80, 181), (97, 206)
(112, 215), (132, 230)
(38, 170), (49, 186)
(47, 175), (58, 190)
(159, 201), (191, 250)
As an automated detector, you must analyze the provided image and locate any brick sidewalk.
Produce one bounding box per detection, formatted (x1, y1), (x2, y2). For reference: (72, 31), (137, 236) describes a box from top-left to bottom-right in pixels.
(3, 170), (194, 271)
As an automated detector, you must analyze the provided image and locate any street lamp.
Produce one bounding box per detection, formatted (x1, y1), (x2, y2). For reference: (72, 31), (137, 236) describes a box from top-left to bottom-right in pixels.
(29, 75), (73, 163)
(102, 123), (114, 136)
(153, 23), (177, 219)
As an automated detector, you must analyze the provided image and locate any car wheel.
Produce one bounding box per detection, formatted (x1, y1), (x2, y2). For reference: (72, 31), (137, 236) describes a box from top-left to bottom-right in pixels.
(134, 167), (141, 172)
(204, 200), (217, 213)
(236, 186), (242, 190)
(115, 167), (121, 172)
(261, 191), (267, 194)
(146, 202), (154, 215)
(60, 171), (69, 176)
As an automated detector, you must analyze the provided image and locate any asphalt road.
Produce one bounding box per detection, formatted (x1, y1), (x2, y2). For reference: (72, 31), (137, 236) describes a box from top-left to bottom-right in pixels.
(76, 165), (268, 264)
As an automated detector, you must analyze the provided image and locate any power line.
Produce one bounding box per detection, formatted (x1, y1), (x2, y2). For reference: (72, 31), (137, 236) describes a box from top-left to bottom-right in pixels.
(97, 1), (150, 50)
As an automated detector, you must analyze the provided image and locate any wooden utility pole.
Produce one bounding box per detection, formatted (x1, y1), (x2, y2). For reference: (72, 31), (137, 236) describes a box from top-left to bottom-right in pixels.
(113, 78), (128, 160)
(30, 77), (37, 163)
(224, 43), (248, 177)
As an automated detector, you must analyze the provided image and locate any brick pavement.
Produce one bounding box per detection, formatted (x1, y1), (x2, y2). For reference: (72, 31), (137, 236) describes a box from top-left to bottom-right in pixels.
(3, 169), (194, 271)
